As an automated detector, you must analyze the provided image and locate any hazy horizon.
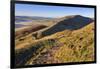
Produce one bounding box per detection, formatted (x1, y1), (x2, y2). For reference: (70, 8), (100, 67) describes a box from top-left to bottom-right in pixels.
(15, 4), (94, 18)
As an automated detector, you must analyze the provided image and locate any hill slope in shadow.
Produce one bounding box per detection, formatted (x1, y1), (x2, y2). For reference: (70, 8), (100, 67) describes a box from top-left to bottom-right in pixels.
(40, 15), (93, 37)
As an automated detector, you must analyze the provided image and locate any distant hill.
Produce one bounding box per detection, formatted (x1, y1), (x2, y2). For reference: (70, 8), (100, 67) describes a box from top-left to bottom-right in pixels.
(38, 15), (93, 37)
(15, 16), (53, 23)
(15, 24), (47, 39)
(15, 24), (26, 28)
(15, 15), (94, 39)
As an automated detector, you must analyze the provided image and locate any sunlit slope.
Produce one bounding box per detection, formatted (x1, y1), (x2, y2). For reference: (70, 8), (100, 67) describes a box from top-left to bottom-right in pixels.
(27, 22), (94, 64)
(15, 22), (94, 66)
(53, 22), (94, 62)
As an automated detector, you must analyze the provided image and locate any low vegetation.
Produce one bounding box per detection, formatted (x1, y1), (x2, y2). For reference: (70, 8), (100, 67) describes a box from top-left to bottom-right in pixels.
(15, 15), (95, 67)
(15, 22), (94, 66)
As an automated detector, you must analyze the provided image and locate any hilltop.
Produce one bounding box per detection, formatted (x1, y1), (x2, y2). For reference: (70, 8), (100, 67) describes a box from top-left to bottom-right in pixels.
(38, 15), (93, 37)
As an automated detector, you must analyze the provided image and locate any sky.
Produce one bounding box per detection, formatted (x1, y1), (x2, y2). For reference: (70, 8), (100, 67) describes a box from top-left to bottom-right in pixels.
(15, 4), (94, 18)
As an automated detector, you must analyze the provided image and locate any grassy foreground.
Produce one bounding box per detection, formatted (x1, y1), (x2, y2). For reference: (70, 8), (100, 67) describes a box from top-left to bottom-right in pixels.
(15, 22), (94, 66)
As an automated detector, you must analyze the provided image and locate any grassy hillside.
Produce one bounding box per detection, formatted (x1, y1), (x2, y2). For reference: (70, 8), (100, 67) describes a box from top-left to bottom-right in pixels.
(40, 15), (93, 37)
(53, 23), (94, 62)
(15, 24), (47, 39)
(15, 22), (94, 66)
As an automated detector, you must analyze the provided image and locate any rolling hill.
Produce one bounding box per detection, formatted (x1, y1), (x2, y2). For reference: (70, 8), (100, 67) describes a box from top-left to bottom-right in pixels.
(15, 24), (47, 39)
(15, 15), (95, 67)
(15, 16), (53, 23)
(38, 15), (93, 37)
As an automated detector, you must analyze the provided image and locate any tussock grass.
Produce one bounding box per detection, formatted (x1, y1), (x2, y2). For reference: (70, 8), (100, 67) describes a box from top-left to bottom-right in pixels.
(15, 23), (95, 66)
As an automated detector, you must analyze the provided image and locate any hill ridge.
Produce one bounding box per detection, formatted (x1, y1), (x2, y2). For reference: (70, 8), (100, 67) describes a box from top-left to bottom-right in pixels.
(38, 15), (93, 37)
